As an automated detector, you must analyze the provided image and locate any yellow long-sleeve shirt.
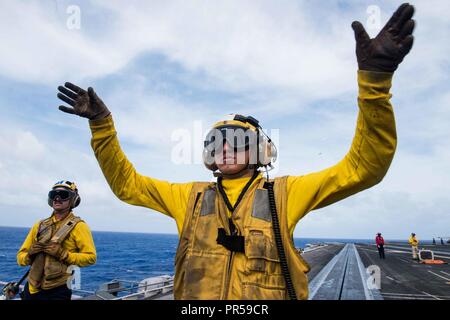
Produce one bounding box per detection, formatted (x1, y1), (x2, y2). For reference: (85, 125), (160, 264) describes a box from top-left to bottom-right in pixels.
(409, 236), (419, 247)
(17, 214), (96, 294)
(89, 70), (396, 237)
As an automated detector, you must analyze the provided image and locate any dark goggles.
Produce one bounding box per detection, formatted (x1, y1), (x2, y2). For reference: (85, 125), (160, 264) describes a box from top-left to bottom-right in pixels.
(204, 126), (258, 151)
(48, 189), (75, 201)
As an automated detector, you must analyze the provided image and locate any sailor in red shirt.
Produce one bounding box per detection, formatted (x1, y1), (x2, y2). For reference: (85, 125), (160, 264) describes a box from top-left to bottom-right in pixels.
(376, 233), (386, 259)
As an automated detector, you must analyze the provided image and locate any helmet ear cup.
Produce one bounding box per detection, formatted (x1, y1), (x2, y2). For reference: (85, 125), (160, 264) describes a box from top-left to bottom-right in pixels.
(72, 194), (81, 208)
(257, 133), (276, 166)
(204, 162), (218, 172)
(203, 146), (218, 171)
(269, 141), (277, 164)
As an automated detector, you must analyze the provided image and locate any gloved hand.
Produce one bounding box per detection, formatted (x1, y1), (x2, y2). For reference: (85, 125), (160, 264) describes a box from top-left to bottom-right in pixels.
(43, 242), (69, 262)
(57, 82), (111, 120)
(25, 242), (45, 264)
(28, 242), (45, 258)
(2, 282), (19, 300)
(352, 3), (415, 72)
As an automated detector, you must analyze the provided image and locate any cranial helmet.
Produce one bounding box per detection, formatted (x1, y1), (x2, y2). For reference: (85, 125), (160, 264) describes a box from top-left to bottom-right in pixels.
(48, 180), (81, 208)
(202, 114), (277, 172)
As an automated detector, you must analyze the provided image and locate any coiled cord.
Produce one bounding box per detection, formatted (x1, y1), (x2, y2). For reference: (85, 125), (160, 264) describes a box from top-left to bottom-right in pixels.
(265, 181), (297, 300)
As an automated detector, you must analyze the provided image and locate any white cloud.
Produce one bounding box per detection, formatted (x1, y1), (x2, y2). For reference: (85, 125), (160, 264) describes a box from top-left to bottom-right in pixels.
(0, 119), (183, 234)
(0, 2), (106, 83)
(297, 186), (450, 240)
(1, 0), (447, 107)
(0, 1), (449, 239)
(0, 130), (46, 162)
(0, 0), (357, 98)
(0, 1), (447, 93)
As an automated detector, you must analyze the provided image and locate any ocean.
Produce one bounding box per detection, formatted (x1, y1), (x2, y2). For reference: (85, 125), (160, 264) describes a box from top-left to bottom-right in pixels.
(0, 226), (410, 293)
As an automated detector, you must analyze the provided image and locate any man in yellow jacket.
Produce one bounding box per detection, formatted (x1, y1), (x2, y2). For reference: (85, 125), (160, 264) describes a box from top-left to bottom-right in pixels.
(56, 4), (415, 300)
(409, 233), (419, 260)
(17, 181), (96, 300)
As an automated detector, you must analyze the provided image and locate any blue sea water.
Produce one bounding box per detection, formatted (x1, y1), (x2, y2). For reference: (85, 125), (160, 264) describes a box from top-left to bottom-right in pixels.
(0, 226), (409, 292)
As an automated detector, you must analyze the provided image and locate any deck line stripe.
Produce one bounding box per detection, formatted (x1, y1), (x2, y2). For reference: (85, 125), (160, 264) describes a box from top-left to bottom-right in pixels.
(421, 291), (441, 300)
(382, 295), (435, 300)
(308, 244), (348, 300)
(428, 271), (450, 281)
(382, 292), (450, 299)
(384, 245), (450, 257)
(353, 243), (383, 300)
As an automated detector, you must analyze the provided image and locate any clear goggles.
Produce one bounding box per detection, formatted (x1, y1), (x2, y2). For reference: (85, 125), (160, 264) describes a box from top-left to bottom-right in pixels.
(204, 126), (258, 152)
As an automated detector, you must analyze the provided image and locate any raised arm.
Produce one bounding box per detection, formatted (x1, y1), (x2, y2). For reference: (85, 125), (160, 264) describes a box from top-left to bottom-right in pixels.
(286, 3), (415, 233)
(287, 71), (396, 215)
(57, 83), (193, 233)
(89, 114), (193, 225)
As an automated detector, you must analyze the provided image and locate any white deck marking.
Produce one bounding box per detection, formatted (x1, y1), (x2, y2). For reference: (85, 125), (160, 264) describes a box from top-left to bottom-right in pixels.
(385, 245), (450, 256)
(353, 244), (377, 300)
(308, 244), (348, 300)
(382, 295), (435, 300)
(396, 257), (411, 264)
(428, 271), (450, 281)
(421, 291), (441, 300)
(382, 292), (450, 299)
(382, 292), (425, 296)
(433, 255), (450, 259)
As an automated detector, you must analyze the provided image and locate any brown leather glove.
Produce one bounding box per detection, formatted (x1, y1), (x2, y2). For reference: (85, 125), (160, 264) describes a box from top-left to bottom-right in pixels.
(28, 242), (45, 257)
(43, 242), (69, 262)
(57, 82), (111, 120)
(352, 3), (415, 72)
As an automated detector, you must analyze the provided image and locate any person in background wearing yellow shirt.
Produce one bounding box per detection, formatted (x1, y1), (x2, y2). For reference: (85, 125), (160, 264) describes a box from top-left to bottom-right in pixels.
(56, 4), (415, 300)
(409, 232), (419, 260)
(17, 181), (96, 300)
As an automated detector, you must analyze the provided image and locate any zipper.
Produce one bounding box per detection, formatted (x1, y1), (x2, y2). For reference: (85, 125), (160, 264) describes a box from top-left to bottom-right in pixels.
(222, 217), (239, 299)
(223, 250), (235, 299)
(193, 192), (201, 213)
(188, 192), (202, 241)
(217, 173), (260, 299)
(175, 192), (202, 268)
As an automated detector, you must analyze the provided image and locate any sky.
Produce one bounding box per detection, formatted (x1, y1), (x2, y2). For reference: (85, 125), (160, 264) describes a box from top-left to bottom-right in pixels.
(0, 0), (449, 240)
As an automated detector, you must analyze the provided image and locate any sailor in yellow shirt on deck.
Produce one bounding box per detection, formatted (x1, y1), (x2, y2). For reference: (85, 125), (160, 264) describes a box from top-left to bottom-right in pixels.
(56, 4), (415, 300)
(409, 233), (419, 260)
(17, 181), (96, 300)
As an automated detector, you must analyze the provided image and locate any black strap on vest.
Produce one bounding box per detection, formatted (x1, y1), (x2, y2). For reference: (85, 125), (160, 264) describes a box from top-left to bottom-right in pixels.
(216, 170), (259, 253)
(263, 181), (297, 300)
(217, 170), (259, 214)
(216, 228), (245, 253)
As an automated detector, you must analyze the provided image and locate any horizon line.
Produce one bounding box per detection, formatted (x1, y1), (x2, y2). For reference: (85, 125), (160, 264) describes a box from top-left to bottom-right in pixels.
(0, 225), (441, 241)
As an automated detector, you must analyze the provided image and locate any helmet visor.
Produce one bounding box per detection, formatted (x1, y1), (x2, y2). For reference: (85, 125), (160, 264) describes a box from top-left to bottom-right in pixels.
(204, 126), (257, 152)
(48, 189), (75, 201)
